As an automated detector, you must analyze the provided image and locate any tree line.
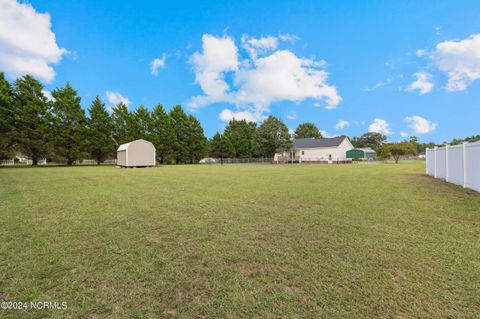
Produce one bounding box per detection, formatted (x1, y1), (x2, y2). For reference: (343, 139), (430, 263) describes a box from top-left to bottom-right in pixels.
(0, 73), (209, 165)
(0, 73), (294, 165)
(1, 73), (475, 165)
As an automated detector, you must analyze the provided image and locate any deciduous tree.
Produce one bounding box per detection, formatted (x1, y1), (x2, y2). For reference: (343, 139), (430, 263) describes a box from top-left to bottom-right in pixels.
(379, 142), (418, 163)
(223, 119), (256, 157)
(351, 132), (386, 151)
(253, 116), (292, 157)
(294, 122), (322, 139)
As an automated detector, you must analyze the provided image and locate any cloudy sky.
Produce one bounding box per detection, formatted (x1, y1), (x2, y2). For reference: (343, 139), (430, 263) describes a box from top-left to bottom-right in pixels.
(1, 0), (479, 142)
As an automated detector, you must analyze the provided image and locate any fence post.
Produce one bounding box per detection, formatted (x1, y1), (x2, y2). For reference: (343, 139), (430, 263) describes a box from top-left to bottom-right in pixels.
(445, 144), (449, 182)
(425, 148), (429, 174)
(434, 146), (438, 178)
(463, 142), (467, 188)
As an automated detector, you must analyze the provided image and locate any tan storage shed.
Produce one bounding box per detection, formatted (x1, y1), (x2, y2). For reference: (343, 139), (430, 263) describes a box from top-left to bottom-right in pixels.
(117, 139), (156, 167)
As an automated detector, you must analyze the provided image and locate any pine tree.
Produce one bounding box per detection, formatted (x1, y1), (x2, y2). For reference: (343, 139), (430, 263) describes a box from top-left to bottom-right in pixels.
(51, 83), (88, 165)
(187, 115), (207, 163)
(223, 119), (256, 158)
(169, 105), (190, 164)
(151, 104), (174, 164)
(132, 106), (152, 140)
(112, 102), (131, 145)
(0, 73), (15, 159)
(87, 96), (115, 164)
(253, 116), (292, 157)
(209, 132), (234, 164)
(13, 75), (52, 165)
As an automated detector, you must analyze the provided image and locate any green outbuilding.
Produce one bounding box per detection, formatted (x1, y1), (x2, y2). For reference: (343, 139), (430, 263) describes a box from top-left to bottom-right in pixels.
(346, 148), (376, 160)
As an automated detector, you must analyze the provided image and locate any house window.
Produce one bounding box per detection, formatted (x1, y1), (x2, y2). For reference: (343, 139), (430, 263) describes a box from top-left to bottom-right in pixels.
(301, 151), (304, 155)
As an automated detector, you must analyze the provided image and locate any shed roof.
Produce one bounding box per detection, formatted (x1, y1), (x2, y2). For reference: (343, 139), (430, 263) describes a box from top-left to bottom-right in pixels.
(351, 147), (376, 153)
(117, 142), (132, 152)
(117, 139), (153, 152)
(293, 136), (348, 149)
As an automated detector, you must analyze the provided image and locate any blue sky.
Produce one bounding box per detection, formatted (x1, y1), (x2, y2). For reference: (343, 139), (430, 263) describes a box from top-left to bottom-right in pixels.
(2, 0), (480, 142)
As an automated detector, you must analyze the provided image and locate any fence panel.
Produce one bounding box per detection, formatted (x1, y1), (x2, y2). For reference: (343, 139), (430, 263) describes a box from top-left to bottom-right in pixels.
(447, 145), (464, 185)
(426, 149), (435, 176)
(82, 159), (98, 165)
(0, 159), (14, 166)
(426, 142), (479, 192)
(435, 148), (446, 179)
(219, 158), (273, 164)
(465, 143), (480, 192)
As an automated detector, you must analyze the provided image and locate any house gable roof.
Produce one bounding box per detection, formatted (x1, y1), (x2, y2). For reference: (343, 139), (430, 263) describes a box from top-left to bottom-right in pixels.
(293, 136), (348, 149)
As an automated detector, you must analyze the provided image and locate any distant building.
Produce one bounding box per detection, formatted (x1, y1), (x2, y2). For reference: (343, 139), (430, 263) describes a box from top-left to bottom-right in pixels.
(117, 139), (156, 167)
(346, 148), (376, 160)
(275, 136), (354, 163)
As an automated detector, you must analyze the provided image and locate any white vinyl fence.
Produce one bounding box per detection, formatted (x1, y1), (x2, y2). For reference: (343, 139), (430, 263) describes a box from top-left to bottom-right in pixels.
(217, 158), (273, 164)
(74, 159), (117, 165)
(426, 142), (480, 192)
(0, 159), (46, 166)
(0, 159), (14, 166)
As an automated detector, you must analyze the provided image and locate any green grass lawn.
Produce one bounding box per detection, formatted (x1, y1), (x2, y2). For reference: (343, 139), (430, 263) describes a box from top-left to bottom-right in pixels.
(1, 162), (479, 318)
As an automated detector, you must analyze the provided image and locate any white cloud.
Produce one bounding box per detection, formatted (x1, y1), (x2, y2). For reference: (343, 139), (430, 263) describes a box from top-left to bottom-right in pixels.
(189, 34), (341, 121)
(416, 49), (426, 57)
(364, 76), (394, 91)
(399, 131), (409, 138)
(320, 130), (337, 138)
(241, 35), (278, 59)
(405, 115), (438, 134)
(219, 108), (263, 123)
(431, 34), (480, 91)
(189, 34), (238, 109)
(150, 53), (166, 76)
(286, 110), (297, 120)
(42, 90), (54, 101)
(278, 33), (300, 43)
(106, 91), (131, 107)
(0, 0), (67, 83)
(335, 120), (349, 130)
(234, 50), (340, 109)
(406, 72), (434, 95)
(368, 118), (391, 135)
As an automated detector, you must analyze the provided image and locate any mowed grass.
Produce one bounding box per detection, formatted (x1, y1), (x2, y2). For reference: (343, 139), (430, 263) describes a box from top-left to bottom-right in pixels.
(0, 162), (479, 318)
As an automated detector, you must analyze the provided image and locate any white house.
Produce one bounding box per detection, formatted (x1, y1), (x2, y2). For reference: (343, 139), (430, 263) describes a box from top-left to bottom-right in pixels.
(117, 139), (156, 167)
(274, 136), (354, 163)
